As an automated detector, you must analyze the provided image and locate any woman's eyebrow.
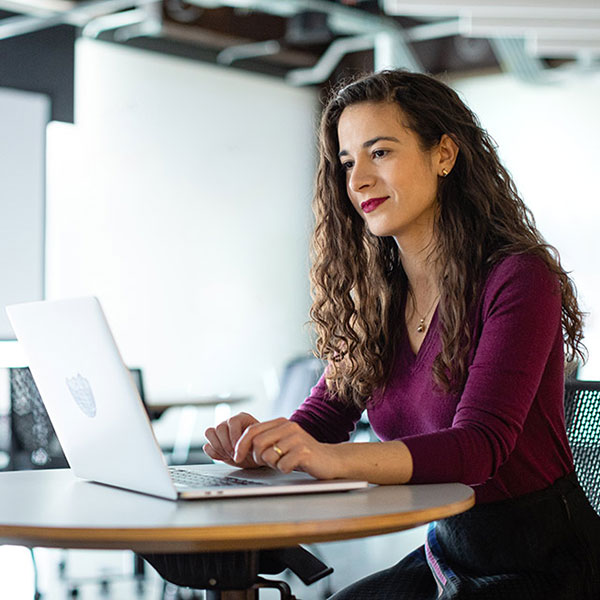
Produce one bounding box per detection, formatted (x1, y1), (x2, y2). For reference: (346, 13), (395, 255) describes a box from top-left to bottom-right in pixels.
(338, 136), (400, 158)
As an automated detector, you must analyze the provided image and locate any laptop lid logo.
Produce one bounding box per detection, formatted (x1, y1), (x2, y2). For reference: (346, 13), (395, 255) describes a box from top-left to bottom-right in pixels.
(66, 374), (97, 418)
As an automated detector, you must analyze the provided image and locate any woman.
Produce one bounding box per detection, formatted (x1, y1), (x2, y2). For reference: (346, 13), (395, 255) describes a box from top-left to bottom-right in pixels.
(204, 70), (600, 598)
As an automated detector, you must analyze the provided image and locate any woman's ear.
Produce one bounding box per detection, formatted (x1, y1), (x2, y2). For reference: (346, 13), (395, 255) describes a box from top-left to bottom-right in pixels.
(436, 134), (459, 177)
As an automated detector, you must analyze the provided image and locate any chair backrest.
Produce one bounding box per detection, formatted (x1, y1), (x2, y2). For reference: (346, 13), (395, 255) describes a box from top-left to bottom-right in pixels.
(9, 367), (68, 469)
(564, 380), (600, 514)
(271, 355), (325, 418)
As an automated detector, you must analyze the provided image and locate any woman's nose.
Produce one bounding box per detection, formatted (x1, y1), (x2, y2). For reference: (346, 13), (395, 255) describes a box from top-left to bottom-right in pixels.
(348, 160), (375, 192)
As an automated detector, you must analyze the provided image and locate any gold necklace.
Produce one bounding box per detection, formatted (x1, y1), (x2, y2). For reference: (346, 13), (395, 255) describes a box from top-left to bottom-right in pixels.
(411, 294), (440, 334)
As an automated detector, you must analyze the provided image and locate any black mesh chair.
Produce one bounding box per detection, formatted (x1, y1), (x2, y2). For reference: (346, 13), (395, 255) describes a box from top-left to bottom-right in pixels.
(564, 379), (600, 515)
(8, 367), (68, 471)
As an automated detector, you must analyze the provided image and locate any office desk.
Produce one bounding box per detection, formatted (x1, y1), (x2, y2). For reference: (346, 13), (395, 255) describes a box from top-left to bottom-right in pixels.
(147, 395), (247, 420)
(0, 469), (474, 553)
(147, 396), (247, 464)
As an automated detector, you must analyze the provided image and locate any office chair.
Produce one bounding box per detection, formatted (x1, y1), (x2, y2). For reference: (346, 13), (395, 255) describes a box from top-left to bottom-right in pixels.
(564, 379), (600, 515)
(271, 354), (373, 442)
(9, 367), (68, 471)
(270, 355), (325, 418)
(144, 545), (333, 600)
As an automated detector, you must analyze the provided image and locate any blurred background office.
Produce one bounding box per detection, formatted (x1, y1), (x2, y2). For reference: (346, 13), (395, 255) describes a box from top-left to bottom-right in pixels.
(0, 1), (599, 598)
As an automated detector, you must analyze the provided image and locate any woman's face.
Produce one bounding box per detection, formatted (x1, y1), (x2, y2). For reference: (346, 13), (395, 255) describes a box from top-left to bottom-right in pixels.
(337, 101), (443, 248)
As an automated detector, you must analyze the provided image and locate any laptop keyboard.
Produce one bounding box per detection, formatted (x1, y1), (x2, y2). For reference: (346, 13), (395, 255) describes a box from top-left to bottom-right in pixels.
(169, 467), (268, 488)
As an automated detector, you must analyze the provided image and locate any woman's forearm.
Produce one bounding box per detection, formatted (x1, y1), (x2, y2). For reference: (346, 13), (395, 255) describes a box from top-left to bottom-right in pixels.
(331, 440), (414, 484)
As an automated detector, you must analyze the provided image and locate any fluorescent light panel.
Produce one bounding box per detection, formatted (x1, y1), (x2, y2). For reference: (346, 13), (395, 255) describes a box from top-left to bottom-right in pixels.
(0, 0), (75, 13)
(530, 36), (600, 56)
(461, 16), (600, 39)
(383, 0), (600, 19)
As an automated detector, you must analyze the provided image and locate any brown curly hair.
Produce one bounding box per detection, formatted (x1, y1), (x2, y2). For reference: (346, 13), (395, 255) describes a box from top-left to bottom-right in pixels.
(310, 69), (586, 408)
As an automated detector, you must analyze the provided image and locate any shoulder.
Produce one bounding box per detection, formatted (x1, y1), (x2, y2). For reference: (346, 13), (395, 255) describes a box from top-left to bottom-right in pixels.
(481, 253), (561, 316)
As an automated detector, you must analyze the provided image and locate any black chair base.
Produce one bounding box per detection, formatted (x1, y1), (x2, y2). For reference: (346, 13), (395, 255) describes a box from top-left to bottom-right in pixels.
(142, 545), (332, 599)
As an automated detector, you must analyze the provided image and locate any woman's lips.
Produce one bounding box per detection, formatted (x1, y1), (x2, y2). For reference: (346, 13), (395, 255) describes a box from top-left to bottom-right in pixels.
(360, 197), (388, 213)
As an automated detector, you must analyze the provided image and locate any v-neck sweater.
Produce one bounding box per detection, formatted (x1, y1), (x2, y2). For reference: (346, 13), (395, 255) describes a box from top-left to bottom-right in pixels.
(290, 254), (574, 503)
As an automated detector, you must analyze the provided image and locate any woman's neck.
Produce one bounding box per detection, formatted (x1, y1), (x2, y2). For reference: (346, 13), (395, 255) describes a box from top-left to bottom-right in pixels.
(396, 236), (439, 298)
(400, 251), (440, 352)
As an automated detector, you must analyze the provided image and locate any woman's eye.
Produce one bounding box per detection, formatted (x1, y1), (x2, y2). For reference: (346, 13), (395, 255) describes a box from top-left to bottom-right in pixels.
(372, 149), (387, 159)
(341, 161), (354, 171)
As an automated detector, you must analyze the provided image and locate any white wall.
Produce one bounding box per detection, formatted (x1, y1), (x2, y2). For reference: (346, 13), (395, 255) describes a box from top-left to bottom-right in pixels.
(451, 71), (600, 379)
(46, 39), (319, 414)
(0, 87), (48, 339)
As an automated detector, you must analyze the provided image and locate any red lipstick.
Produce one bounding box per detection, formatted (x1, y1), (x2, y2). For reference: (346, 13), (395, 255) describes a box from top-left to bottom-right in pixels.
(360, 197), (388, 213)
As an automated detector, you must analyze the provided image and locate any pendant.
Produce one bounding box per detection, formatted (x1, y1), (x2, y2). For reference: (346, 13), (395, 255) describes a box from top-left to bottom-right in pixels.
(417, 319), (426, 333)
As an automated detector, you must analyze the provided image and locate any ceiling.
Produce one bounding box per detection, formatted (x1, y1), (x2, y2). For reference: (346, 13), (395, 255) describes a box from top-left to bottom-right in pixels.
(0, 0), (598, 88)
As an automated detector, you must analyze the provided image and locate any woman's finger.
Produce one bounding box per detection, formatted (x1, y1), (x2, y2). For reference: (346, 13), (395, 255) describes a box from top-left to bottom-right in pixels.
(215, 421), (237, 456)
(258, 439), (289, 469)
(234, 418), (287, 463)
(228, 413), (259, 452)
(204, 426), (232, 458)
(274, 449), (298, 474)
(202, 443), (237, 466)
(206, 412), (259, 459)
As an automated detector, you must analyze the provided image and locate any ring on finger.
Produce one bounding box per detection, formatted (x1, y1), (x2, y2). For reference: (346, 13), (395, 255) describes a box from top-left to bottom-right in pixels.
(272, 444), (284, 458)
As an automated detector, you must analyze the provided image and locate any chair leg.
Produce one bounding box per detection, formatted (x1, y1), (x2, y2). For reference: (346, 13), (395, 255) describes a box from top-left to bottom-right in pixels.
(204, 578), (296, 600)
(29, 548), (43, 600)
(133, 553), (146, 595)
(254, 577), (296, 599)
(134, 552), (146, 577)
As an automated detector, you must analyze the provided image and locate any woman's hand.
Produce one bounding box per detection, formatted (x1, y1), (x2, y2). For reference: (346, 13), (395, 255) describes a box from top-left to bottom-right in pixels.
(205, 413), (414, 484)
(203, 412), (263, 469)
(233, 417), (343, 480)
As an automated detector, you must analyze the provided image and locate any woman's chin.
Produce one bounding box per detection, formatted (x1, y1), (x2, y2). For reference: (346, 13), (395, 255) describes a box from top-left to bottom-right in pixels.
(366, 222), (398, 239)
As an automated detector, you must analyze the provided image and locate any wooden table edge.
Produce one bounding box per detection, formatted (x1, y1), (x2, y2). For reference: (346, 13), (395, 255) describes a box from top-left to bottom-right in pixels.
(0, 489), (474, 552)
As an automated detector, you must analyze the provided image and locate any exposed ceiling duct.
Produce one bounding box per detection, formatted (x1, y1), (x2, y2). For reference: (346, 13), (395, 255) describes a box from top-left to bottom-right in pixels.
(0, 0), (598, 86)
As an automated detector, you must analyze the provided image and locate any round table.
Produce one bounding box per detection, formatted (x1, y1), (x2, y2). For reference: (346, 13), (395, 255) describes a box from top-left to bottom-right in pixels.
(0, 469), (474, 553)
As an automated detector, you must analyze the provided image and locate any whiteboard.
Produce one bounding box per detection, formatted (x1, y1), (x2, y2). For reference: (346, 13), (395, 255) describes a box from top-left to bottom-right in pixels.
(0, 87), (48, 339)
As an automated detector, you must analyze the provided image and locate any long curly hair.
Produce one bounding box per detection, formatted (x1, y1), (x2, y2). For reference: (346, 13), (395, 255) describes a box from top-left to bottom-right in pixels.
(310, 69), (586, 408)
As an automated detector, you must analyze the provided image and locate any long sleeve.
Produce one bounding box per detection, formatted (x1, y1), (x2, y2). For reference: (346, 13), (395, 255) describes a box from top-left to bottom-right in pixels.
(289, 375), (363, 443)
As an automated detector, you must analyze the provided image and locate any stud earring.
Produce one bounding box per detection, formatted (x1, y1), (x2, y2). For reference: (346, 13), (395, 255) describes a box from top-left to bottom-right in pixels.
(441, 168), (449, 177)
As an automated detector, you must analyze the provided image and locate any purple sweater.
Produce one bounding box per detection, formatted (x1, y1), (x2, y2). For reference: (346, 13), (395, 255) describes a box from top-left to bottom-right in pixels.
(290, 254), (574, 503)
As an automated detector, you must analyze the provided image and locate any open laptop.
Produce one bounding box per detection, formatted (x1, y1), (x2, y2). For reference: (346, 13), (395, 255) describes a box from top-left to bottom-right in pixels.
(6, 297), (368, 501)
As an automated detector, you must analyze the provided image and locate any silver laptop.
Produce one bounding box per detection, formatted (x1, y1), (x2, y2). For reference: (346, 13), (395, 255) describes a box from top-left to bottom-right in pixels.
(6, 297), (368, 501)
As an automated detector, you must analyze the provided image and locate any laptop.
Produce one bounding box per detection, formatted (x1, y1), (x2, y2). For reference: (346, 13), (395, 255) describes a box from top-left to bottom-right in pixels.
(6, 297), (368, 501)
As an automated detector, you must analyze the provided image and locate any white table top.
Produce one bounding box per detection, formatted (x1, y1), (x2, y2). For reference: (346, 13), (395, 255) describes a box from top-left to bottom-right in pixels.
(145, 395), (247, 412)
(0, 469), (474, 553)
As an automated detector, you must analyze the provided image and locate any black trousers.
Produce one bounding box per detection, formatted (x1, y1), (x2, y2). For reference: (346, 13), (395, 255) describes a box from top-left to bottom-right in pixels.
(331, 472), (600, 599)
